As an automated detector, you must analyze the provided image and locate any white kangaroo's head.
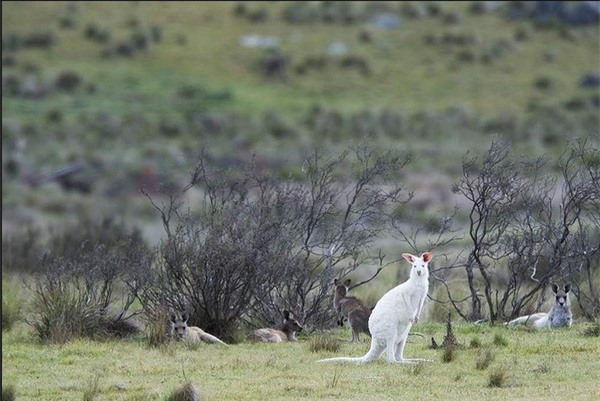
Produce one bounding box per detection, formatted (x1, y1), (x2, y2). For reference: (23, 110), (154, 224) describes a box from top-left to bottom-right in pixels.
(169, 311), (190, 340)
(402, 252), (432, 279)
(552, 283), (571, 308)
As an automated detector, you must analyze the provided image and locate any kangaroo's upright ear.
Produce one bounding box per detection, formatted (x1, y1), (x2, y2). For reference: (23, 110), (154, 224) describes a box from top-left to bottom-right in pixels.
(564, 283), (571, 293)
(169, 313), (177, 324)
(551, 283), (559, 294)
(421, 252), (432, 263)
(283, 309), (291, 320)
(402, 253), (416, 263)
(343, 279), (352, 287)
(333, 278), (340, 286)
(181, 311), (190, 323)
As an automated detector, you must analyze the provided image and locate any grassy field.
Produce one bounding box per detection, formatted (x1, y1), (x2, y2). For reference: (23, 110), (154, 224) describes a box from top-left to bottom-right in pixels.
(2, 4), (599, 400)
(3, 320), (600, 401)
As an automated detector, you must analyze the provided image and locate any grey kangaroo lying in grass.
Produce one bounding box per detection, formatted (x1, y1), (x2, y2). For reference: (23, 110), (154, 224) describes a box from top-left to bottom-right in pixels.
(333, 278), (371, 342)
(318, 252), (433, 364)
(507, 284), (572, 328)
(169, 311), (228, 345)
(253, 310), (304, 343)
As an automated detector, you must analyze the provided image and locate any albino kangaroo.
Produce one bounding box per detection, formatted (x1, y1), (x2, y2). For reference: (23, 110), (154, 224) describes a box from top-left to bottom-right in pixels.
(507, 284), (572, 328)
(169, 312), (228, 345)
(253, 310), (304, 343)
(318, 252), (432, 364)
(333, 278), (371, 342)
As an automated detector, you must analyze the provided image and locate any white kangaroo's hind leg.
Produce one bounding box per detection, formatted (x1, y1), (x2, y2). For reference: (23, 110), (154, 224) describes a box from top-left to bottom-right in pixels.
(391, 326), (412, 363)
(393, 326), (432, 364)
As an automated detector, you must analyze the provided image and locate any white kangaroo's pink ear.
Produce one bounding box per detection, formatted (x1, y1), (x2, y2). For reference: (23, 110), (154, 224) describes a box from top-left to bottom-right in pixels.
(402, 253), (416, 263)
(422, 252), (432, 263)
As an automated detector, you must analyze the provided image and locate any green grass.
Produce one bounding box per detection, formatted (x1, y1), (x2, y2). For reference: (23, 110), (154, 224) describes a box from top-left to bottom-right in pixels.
(3, 321), (600, 401)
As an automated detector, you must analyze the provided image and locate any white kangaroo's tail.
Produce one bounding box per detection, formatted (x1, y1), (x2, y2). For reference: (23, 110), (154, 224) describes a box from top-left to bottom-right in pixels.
(317, 341), (383, 364)
(317, 356), (369, 364)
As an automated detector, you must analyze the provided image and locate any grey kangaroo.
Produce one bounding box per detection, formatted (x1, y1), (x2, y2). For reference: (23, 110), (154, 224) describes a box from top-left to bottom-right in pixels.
(169, 311), (228, 345)
(333, 278), (371, 342)
(253, 310), (304, 343)
(507, 284), (572, 328)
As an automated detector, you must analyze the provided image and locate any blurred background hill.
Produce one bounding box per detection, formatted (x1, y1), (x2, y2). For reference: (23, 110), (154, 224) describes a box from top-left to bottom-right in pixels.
(2, 1), (599, 244)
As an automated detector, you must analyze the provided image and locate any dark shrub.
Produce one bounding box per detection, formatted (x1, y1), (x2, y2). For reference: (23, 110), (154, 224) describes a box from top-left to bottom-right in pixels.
(28, 224), (151, 343)
(534, 75), (554, 90)
(55, 70), (82, 92)
(232, 2), (247, 17)
(23, 31), (55, 48)
(84, 24), (110, 43)
(58, 14), (75, 29)
(2, 33), (22, 52)
(151, 25), (162, 42)
(282, 2), (319, 24)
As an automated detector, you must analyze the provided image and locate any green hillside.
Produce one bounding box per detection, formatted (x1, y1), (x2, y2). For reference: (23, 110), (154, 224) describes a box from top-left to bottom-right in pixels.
(2, 1), (599, 237)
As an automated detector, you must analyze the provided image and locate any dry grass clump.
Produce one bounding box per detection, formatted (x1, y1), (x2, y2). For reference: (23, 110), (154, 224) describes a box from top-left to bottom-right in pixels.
(2, 385), (16, 401)
(166, 382), (202, 401)
(475, 348), (495, 370)
(488, 366), (511, 388)
(309, 334), (340, 353)
(582, 321), (600, 337)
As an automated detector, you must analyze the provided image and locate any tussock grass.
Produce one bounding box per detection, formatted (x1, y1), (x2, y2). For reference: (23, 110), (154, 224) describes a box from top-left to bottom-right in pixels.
(441, 346), (456, 363)
(493, 333), (508, 347)
(2, 384), (16, 401)
(146, 306), (170, 349)
(488, 366), (511, 388)
(582, 321), (600, 337)
(469, 336), (482, 348)
(475, 348), (495, 370)
(308, 334), (340, 353)
(82, 373), (102, 401)
(532, 360), (551, 374)
(165, 382), (201, 401)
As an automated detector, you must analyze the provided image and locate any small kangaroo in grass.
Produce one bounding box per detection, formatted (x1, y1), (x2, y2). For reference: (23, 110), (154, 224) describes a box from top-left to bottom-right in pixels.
(169, 312), (228, 345)
(333, 278), (371, 342)
(253, 310), (304, 343)
(507, 284), (572, 329)
(318, 252), (433, 364)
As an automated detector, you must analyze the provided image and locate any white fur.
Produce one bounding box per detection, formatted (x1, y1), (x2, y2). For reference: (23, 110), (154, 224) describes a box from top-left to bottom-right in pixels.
(318, 252), (432, 364)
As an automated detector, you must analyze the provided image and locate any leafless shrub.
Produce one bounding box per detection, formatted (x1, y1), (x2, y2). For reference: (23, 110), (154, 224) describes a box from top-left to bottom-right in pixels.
(139, 142), (412, 341)
(448, 138), (599, 322)
(26, 219), (151, 343)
